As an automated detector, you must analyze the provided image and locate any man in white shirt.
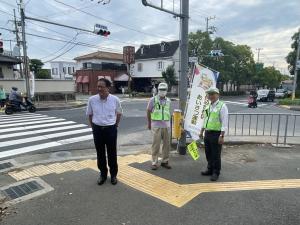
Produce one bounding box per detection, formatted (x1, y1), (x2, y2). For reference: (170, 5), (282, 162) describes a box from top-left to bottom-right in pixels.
(200, 87), (228, 181)
(86, 78), (122, 185)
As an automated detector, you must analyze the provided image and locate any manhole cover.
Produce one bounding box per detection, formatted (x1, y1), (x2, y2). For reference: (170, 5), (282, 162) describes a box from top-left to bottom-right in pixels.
(2, 181), (43, 200)
(0, 178), (54, 205)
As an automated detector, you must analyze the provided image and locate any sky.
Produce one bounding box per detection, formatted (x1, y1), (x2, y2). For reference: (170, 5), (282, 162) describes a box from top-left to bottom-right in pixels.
(0, 0), (299, 74)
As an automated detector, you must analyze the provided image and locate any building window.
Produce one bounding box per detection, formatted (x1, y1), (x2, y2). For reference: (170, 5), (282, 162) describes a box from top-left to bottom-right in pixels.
(68, 67), (72, 74)
(52, 68), (58, 75)
(138, 63), (143, 72)
(63, 67), (66, 74)
(161, 44), (165, 52)
(140, 47), (144, 55)
(0, 67), (3, 78)
(72, 67), (75, 73)
(158, 61), (163, 71)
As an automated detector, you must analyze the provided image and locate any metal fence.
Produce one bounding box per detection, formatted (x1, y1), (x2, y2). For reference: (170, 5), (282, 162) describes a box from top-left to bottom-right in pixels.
(228, 113), (300, 145)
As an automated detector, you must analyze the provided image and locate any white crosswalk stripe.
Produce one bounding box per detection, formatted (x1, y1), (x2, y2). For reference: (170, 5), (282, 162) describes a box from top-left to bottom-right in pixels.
(0, 113), (93, 159)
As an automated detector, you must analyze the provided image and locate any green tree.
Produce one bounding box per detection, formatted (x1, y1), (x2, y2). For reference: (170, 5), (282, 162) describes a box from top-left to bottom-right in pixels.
(162, 65), (176, 91)
(286, 29), (299, 75)
(257, 67), (283, 89)
(36, 69), (51, 79)
(30, 59), (44, 74)
(286, 29), (300, 90)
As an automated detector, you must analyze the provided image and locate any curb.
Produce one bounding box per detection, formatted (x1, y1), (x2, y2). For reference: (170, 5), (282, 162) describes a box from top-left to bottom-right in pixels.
(277, 104), (300, 111)
(36, 103), (87, 111)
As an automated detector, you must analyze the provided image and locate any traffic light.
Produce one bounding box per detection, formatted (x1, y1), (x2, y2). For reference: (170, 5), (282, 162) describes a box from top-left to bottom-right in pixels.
(0, 33), (3, 54)
(94, 24), (110, 37)
(97, 29), (110, 37)
(209, 50), (224, 57)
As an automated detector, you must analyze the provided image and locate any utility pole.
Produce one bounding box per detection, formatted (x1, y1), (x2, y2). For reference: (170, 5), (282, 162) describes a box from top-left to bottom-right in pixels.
(292, 28), (300, 100)
(19, 0), (31, 97)
(205, 16), (216, 34)
(256, 48), (263, 63)
(142, 0), (189, 155)
(13, 9), (23, 78)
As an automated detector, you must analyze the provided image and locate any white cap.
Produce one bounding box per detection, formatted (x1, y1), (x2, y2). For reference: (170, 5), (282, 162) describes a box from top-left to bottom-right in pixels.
(206, 87), (219, 94)
(158, 82), (168, 90)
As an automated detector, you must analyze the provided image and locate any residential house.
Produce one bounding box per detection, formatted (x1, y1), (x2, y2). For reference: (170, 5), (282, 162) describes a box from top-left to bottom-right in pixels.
(74, 51), (127, 94)
(132, 40), (179, 92)
(0, 52), (21, 79)
(50, 61), (77, 80)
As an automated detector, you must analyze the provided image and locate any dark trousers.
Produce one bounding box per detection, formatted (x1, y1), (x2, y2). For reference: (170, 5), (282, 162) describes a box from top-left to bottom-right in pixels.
(92, 123), (118, 178)
(204, 131), (222, 175)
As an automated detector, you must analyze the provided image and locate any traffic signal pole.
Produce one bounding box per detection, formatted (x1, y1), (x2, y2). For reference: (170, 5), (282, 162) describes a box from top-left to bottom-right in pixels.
(20, 0), (31, 97)
(142, 0), (189, 155)
(292, 28), (300, 100)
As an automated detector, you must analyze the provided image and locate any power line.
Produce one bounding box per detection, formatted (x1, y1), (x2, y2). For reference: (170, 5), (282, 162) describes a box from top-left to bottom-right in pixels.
(42, 43), (77, 63)
(40, 33), (79, 60)
(53, 0), (173, 40)
(0, 26), (122, 52)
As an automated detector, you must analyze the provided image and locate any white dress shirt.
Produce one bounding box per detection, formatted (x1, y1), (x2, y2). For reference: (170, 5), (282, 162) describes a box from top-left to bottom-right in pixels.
(86, 94), (122, 126)
(203, 99), (229, 134)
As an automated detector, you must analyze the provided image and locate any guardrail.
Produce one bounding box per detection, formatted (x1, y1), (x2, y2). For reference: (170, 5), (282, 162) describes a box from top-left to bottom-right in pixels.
(228, 113), (300, 145)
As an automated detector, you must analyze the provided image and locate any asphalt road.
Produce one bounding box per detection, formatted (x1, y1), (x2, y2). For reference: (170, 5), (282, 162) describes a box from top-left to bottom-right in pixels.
(0, 96), (300, 159)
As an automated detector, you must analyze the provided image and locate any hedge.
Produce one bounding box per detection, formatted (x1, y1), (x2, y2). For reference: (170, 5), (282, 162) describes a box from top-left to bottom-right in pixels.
(278, 99), (300, 106)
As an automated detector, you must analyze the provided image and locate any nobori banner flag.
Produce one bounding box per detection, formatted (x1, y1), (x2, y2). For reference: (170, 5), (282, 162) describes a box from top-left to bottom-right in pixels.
(184, 64), (218, 140)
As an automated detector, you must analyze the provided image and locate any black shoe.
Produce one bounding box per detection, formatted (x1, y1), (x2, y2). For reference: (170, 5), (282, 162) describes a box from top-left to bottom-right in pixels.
(161, 162), (172, 169)
(97, 176), (107, 185)
(210, 174), (219, 181)
(111, 177), (118, 185)
(201, 170), (212, 176)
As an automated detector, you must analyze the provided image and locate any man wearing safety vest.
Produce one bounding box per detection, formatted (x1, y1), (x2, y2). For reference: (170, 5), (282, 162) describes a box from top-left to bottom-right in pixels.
(147, 83), (172, 170)
(200, 87), (228, 181)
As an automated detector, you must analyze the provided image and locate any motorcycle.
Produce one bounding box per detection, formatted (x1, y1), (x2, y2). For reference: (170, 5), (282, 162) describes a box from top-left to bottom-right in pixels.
(5, 96), (36, 115)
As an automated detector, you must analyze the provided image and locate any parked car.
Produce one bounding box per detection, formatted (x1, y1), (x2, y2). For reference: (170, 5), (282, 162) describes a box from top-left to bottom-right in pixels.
(257, 89), (275, 102)
(275, 89), (287, 98)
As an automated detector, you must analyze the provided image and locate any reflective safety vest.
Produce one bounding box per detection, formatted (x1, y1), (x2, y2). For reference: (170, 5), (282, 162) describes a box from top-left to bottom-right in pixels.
(151, 96), (171, 121)
(204, 101), (224, 131)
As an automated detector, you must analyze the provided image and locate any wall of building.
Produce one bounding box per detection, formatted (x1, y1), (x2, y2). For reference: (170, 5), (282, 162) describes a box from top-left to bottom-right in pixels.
(50, 61), (76, 80)
(76, 70), (123, 95)
(76, 59), (123, 70)
(0, 79), (75, 94)
(132, 57), (176, 78)
(0, 64), (14, 79)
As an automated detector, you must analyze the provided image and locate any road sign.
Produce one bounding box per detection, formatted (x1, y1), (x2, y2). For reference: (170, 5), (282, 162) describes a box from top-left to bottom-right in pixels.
(189, 57), (198, 63)
(123, 46), (135, 64)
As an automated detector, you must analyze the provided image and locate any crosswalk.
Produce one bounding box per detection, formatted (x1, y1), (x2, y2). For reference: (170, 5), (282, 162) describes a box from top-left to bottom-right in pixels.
(0, 113), (93, 160)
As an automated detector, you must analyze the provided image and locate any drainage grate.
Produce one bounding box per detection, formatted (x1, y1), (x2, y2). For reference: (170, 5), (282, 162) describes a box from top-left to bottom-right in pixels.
(2, 181), (43, 200)
(0, 162), (13, 170)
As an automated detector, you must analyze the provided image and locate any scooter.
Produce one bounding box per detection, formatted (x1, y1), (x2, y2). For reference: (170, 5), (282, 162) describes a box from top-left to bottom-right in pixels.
(248, 95), (257, 108)
(5, 97), (36, 115)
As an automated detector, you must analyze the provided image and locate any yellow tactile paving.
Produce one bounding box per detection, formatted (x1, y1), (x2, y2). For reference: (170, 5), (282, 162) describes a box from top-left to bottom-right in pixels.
(8, 154), (300, 208)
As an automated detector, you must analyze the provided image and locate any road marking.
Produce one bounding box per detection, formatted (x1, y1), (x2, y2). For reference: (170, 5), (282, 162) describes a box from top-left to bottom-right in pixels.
(0, 121), (75, 133)
(0, 118), (65, 128)
(0, 124), (87, 140)
(0, 116), (57, 125)
(8, 154), (300, 207)
(0, 134), (93, 159)
(0, 115), (47, 122)
(0, 128), (92, 148)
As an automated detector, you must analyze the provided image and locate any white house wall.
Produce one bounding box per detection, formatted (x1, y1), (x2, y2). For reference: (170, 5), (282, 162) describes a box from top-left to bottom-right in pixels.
(133, 58), (177, 78)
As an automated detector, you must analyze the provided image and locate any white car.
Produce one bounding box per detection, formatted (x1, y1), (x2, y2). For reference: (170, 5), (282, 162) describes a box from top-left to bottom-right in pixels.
(257, 89), (275, 102)
(275, 89), (287, 98)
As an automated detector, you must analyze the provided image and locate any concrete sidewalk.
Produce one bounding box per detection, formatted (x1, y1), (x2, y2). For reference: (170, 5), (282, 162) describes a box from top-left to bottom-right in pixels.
(1, 144), (300, 225)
